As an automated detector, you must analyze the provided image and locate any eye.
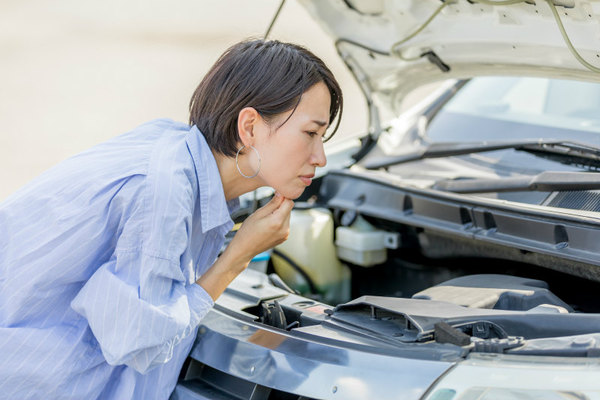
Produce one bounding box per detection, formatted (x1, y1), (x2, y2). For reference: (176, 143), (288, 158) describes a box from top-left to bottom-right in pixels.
(306, 131), (319, 138)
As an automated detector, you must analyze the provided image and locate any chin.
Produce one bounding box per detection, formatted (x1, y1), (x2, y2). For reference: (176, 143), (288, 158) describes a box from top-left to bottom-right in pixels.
(278, 186), (305, 200)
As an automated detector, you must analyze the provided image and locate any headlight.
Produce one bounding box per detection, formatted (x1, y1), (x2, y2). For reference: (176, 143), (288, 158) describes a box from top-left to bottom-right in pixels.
(422, 353), (600, 400)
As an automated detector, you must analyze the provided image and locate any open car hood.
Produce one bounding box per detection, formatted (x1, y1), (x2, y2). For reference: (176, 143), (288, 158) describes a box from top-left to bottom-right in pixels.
(299, 0), (600, 116)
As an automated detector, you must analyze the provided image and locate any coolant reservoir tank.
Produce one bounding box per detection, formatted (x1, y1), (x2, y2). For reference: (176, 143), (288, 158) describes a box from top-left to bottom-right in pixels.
(272, 208), (350, 304)
(335, 215), (399, 267)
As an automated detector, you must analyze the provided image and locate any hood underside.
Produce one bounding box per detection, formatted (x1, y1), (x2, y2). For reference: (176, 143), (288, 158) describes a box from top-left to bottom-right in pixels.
(300, 0), (600, 114)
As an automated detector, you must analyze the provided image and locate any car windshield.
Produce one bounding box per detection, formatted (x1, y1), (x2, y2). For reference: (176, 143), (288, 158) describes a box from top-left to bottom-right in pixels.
(426, 76), (600, 147)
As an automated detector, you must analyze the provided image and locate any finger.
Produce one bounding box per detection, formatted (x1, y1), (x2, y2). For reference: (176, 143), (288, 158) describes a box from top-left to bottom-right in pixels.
(254, 193), (284, 216)
(278, 201), (293, 243)
(282, 201), (293, 227)
(272, 198), (294, 219)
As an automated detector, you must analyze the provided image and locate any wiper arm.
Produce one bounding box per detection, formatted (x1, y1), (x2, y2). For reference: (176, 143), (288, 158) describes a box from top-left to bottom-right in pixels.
(363, 140), (600, 170)
(433, 171), (600, 194)
(519, 141), (600, 170)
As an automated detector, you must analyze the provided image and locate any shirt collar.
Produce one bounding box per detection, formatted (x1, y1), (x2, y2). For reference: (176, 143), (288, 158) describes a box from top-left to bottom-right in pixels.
(186, 125), (239, 234)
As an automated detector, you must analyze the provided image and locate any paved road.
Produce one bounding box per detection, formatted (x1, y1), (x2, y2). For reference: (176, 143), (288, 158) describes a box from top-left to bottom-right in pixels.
(0, 0), (367, 200)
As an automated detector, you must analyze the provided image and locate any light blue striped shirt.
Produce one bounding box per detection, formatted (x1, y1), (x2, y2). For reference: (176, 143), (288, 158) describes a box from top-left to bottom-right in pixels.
(0, 119), (238, 399)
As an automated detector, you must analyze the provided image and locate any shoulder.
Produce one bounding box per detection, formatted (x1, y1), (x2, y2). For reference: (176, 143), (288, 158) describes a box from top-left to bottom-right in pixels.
(139, 122), (207, 258)
(145, 121), (200, 201)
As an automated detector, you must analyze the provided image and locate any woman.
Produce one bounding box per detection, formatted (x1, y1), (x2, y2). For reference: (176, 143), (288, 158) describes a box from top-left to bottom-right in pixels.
(0, 39), (342, 399)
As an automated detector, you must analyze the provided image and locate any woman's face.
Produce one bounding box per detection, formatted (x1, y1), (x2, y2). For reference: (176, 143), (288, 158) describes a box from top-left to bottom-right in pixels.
(253, 81), (331, 199)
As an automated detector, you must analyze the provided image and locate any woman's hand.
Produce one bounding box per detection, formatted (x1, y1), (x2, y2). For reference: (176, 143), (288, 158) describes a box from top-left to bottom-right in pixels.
(196, 193), (294, 300)
(227, 193), (294, 268)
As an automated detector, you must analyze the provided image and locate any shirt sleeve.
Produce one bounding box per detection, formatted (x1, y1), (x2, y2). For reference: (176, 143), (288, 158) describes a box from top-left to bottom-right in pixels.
(71, 250), (214, 374)
(71, 133), (217, 374)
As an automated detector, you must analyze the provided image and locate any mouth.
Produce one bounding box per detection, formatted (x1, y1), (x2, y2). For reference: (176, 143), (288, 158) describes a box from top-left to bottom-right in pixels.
(299, 174), (314, 186)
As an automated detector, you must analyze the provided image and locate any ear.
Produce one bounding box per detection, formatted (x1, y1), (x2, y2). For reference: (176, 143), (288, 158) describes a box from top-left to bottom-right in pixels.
(237, 107), (260, 147)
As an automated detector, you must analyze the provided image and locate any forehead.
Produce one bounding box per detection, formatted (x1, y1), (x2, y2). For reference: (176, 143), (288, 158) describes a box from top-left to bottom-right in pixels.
(294, 82), (331, 124)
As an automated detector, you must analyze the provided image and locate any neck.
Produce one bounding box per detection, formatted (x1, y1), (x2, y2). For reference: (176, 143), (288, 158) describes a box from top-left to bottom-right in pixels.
(212, 149), (262, 201)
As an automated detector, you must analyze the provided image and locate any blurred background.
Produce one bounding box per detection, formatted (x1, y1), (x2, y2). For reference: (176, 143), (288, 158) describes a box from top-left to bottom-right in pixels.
(0, 0), (367, 201)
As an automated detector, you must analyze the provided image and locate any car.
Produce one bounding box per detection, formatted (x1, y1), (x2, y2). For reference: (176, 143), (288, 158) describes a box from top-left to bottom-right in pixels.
(172, 1), (600, 399)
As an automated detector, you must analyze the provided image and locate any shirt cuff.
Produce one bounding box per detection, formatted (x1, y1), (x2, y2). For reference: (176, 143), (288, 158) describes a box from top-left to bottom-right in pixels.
(187, 282), (215, 325)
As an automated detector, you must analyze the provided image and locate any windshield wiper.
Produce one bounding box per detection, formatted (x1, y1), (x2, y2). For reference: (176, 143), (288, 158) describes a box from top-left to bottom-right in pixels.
(433, 171), (600, 194)
(519, 141), (600, 170)
(363, 140), (600, 170)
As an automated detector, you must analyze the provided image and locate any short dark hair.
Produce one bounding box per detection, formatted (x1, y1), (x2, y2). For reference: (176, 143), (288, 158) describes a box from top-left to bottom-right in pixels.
(189, 39), (343, 157)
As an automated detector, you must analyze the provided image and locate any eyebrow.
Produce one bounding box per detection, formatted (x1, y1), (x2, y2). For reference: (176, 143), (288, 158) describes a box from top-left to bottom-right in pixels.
(311, 120), (328, 127)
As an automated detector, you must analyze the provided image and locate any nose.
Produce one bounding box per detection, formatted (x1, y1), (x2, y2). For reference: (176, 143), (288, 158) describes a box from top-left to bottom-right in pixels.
(311, 140), (327, 168)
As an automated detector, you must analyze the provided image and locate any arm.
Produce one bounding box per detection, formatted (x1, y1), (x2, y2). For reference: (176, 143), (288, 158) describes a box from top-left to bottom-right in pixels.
(197, 193), (294, 301)
(71, 251), (212, 374)
(71, 194), (293, 374)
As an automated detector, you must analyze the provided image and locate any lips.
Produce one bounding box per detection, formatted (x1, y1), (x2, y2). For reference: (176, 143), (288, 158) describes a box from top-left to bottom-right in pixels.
(299, 174), (314, 186)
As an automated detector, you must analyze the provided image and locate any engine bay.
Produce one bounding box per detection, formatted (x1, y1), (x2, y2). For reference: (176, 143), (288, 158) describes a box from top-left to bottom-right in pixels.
(227, 169), (600, 359)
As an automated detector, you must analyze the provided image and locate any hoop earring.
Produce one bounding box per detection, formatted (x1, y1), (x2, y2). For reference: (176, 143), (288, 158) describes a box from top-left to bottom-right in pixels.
(235, 145), (261, 179)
